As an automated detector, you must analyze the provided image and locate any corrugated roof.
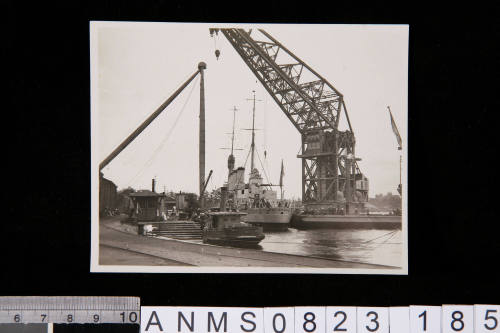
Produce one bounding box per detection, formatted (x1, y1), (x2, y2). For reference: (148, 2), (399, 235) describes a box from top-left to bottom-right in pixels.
(129, 190), (163, 197)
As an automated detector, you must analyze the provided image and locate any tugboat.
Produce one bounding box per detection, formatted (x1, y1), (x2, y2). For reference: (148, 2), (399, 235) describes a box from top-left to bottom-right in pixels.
(202, 186), (265, 247)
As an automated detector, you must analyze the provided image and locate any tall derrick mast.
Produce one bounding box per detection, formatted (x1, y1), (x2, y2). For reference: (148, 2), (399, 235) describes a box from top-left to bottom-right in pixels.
(210, 28), (368, 211)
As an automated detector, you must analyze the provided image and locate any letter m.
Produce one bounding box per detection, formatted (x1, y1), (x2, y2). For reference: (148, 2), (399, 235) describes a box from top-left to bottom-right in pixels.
(208, 312), (227, 332)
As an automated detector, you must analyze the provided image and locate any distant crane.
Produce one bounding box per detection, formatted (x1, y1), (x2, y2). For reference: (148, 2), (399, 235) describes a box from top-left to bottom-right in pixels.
(388, 106), (403, 196)
(99, 62), (209, 207)
(210, 28), (367, 213)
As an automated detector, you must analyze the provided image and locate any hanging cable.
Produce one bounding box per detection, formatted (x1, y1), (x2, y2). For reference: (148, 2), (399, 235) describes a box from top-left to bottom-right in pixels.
(255, 148), (272, 189)
(362, 230), (398, 244)
(128, 75), (200, 186)
(112, 70), (195, 157)
(372, 230), (401, 249)
(380, 230), (399, 244)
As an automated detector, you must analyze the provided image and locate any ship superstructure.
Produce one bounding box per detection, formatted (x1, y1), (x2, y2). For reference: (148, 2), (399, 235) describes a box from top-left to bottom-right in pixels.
(224, 91), (292, 231)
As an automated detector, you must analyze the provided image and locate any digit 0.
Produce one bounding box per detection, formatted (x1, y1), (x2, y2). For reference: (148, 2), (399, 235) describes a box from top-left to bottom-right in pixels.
(129, 312), (138, 323)
(272, 313), (286, 333)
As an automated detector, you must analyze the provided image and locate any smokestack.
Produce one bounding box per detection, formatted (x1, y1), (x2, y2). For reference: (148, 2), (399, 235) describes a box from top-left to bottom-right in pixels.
(220, 186), (227, 212)
(199, 62), (207, 209)
(152, 178), (156, 193)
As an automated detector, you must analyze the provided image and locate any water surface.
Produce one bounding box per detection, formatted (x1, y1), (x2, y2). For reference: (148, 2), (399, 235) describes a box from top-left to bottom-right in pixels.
(260, 228), (403, 267)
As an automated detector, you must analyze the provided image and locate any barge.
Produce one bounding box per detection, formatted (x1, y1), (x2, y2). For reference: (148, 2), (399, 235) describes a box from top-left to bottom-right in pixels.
(291, 213), (402, 230)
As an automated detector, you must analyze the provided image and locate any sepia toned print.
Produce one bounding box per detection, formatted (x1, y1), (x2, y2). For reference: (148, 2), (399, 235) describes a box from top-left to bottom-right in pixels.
(90, 22), (408, 274)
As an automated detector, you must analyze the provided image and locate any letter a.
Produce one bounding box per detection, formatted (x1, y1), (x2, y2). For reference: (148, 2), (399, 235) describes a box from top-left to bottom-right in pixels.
(145, 311), (164, 331)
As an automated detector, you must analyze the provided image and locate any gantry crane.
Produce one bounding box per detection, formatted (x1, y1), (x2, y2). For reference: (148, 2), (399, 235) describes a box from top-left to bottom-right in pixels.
(210, 28), (368, 212)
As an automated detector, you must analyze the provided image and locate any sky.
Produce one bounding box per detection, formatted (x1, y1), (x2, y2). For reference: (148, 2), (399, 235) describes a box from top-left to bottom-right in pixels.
(91, 22), (408, 199)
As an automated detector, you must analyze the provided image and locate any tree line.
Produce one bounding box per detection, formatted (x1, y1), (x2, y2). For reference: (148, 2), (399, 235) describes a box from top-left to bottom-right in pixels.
(368, 192), (402, 210)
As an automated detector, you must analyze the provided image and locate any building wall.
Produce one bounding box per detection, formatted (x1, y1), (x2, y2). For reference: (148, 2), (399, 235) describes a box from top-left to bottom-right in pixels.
(99, 175), (118, 215)
(176, 194), (185, 210)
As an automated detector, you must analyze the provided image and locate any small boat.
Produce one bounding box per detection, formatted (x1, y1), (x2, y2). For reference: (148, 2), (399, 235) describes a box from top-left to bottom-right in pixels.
(202, 211), (265, 247)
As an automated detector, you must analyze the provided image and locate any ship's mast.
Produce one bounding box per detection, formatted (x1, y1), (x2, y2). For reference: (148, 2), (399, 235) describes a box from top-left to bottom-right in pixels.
(230, 106), (237, 156)
(227, 106), (238, 181)
(247, 90), (259, 172)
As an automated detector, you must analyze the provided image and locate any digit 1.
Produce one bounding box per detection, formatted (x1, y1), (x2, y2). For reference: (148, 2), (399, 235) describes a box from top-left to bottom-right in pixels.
(418, 310), (427, 331)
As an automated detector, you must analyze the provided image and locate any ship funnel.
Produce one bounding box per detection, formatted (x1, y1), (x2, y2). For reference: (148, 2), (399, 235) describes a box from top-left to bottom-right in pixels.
(220, 186), (228, 212)
(152, 178), (156, 193)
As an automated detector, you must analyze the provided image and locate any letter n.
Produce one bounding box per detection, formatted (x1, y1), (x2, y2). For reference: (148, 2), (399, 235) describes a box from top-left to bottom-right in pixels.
(178, 312), (195, 332)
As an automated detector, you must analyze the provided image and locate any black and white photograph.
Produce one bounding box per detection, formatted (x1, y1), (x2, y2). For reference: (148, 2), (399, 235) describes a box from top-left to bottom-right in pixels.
(90, 22), (408, 274)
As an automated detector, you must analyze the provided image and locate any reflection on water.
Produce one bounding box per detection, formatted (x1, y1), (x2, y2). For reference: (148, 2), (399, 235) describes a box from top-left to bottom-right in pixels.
(260, 228), (403, 267)
(159, 227), (403, 267)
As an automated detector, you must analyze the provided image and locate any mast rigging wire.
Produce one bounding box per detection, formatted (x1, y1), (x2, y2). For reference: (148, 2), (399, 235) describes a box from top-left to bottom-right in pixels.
(128, 75), (200, 186)
(255, 148), (272, 189)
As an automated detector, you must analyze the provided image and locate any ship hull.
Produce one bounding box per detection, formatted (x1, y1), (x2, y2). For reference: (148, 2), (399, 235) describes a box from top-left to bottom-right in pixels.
(291, 214), (402, 230)
(242, 208), (292, 231)
(203, 227), (265, 247)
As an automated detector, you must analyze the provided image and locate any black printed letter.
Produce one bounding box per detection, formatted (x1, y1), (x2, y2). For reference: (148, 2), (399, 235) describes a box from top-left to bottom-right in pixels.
(178, 312), (195, 332)
(208, 312), (227, 332)
(145, 311), (164, 332)
(241, 312), (257, 332)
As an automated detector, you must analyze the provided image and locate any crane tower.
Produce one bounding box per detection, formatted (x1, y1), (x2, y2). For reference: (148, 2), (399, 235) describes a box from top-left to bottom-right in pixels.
(210, 28), (368, 212)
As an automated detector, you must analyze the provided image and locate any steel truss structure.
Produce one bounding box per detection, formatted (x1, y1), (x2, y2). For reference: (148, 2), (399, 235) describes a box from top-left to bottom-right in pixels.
(211, 28), (367, 211)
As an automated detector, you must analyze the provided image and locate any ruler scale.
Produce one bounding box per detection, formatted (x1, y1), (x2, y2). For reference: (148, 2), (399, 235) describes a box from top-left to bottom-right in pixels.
(1, 300), (498, 332)
(0, 296), (140, 324)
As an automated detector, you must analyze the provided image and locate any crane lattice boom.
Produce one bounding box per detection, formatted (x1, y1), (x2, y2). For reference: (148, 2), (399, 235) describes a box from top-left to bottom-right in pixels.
(219, 28), (353, 134)
(212, 28), (367, 211)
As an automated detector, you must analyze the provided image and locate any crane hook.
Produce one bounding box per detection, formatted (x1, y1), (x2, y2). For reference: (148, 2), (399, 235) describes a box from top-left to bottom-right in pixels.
(215, 49), (220, 60)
